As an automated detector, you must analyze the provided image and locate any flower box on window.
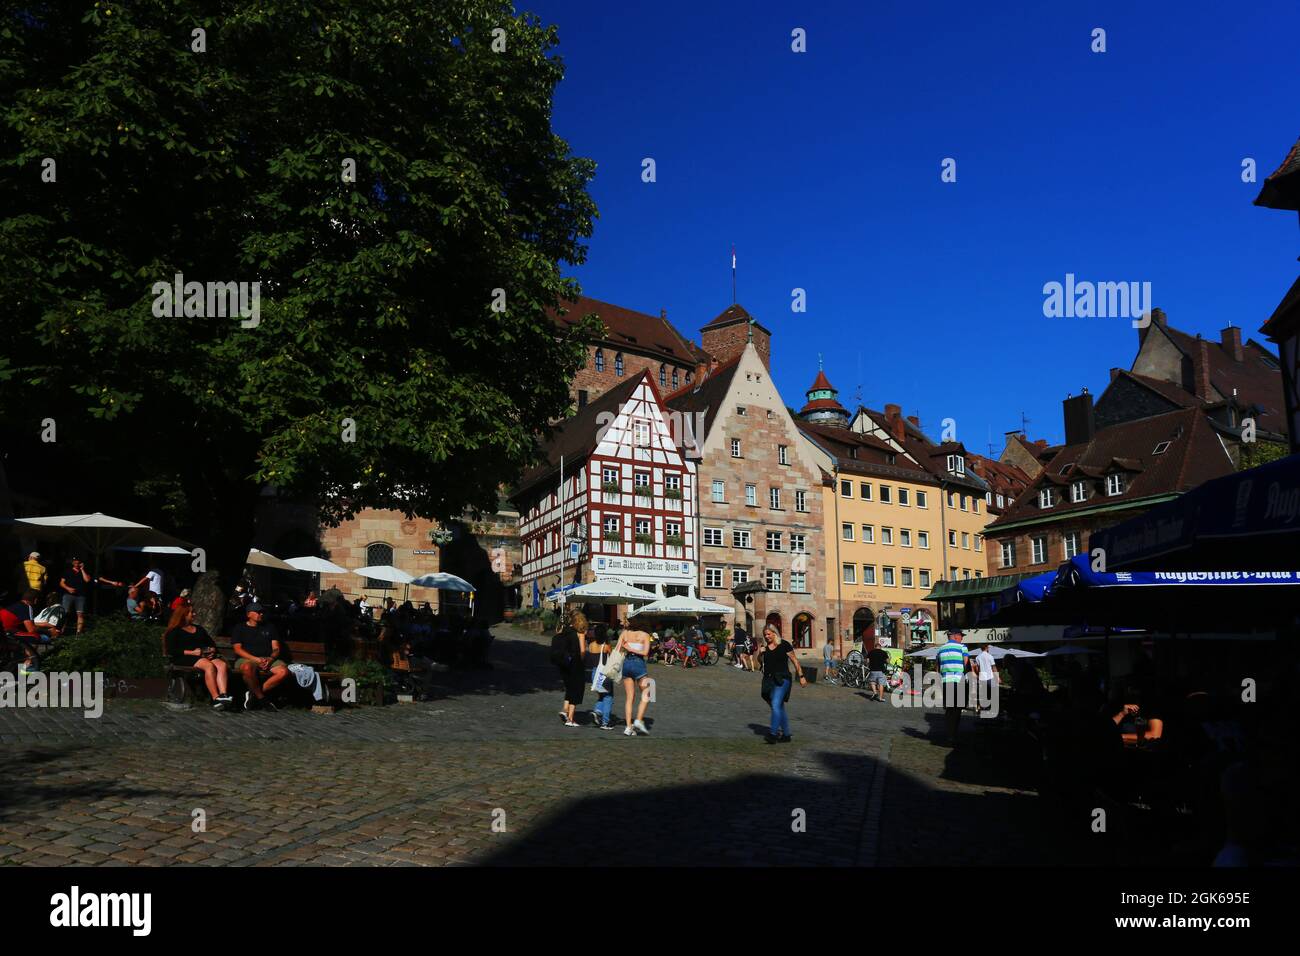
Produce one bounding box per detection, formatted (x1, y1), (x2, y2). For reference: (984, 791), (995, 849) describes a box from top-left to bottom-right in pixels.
(601, 481), (622, 495)
(602, 530), (621, 542)
(634, 533), (654, 545)
(665, 535), (684, 547)
(634, 487), (654, 500)
(664, 488), (683, 500)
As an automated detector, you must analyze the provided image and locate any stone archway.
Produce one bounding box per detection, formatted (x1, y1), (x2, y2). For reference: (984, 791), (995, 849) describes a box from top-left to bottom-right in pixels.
(852, 606), (875, 646)
(764, 611), (783, 639)
(792, 612), (813, 649)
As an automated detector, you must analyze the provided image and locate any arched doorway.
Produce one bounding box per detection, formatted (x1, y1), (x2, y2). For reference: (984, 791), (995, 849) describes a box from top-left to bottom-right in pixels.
(852, 607), (875, 648)
(765, 611), (783, 638)
(792, 612), (813, 649)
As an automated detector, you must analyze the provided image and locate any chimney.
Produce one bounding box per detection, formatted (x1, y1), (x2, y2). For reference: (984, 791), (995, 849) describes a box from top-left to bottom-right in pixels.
(1062, 388), (1096, 446)
(907, 415), (920, 426)
(1109, 367), (1123, 382)
(884, 403), (901, 419)
(1191, 339), (1213, 399)
(1139, 307), (1167, 346)
(1220, 325), (1243, 362)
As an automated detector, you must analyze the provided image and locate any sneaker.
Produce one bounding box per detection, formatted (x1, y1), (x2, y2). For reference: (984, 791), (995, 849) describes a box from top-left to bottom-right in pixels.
(217, 693), (234, 703)
(211, 700), (224, 711)
(777, 734), (792, 744)
(633, 719), (649, 735)
(623, 727), (636, 737)
(764, 734), (778, 745)
(564, 721), (579, 727)
(599, 722), (616, 731)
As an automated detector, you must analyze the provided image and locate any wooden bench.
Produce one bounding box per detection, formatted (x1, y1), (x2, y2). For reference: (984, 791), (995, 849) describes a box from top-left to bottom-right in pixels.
(163, 636), (344, 708)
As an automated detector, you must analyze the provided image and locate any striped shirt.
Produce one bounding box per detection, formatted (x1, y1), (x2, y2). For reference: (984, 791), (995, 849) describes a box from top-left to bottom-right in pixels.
(937, 641), (969, 683)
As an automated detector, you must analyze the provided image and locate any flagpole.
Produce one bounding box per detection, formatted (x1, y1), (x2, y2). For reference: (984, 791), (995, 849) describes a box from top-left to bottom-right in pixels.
(731, 244), (736, 304)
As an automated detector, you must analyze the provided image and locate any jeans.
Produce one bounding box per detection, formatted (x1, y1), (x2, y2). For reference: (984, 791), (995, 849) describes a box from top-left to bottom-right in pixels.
(769, 678), (791, 737)
(595, 691), (614, 725)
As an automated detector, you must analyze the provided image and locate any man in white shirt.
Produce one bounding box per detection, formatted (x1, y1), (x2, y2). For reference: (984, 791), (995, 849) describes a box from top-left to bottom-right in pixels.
(974, 645), (998, 713)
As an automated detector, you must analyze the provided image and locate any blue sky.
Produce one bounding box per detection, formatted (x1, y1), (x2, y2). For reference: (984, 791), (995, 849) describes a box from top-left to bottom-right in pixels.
(526, 0), (1299, 453)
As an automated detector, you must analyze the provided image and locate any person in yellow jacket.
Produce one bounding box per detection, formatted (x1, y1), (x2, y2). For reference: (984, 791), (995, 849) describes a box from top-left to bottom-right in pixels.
(23, 552), (47, 593)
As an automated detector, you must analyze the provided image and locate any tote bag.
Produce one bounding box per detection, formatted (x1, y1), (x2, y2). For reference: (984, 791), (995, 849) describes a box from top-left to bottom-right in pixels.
(591, 651), (608, 692)
(601, 647), (625, 681)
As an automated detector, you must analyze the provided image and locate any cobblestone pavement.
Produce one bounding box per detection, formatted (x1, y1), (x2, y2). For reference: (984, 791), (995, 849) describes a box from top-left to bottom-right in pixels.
(0, 625), (1092, 866)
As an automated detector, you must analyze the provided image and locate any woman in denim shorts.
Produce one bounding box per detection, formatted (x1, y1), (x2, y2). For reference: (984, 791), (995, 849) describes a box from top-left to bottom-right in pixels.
(615, 626), (654, 737)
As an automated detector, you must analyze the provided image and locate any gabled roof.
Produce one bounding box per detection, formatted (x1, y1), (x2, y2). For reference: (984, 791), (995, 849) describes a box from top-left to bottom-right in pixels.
(986, 407), (1233, 530)
(513, 374), (645, 498)
(1261, 276), (1300, 342)
(1254, 135), (1300, 210)
(1142, 323), (1283, 432)
(663, 355), (744, 445)
(550, 296), (704, 367)
(968, 454), (1033, 501)
(797, 421), (936, 484)
(857, 408), (991, 493)
(1011, 433), (1061, 462)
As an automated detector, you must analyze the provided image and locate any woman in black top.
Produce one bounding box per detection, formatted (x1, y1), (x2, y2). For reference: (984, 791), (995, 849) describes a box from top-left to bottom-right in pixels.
(760, 624), (807, 744)
(164, 605), (231, 709)
(554, 610), (589, 727)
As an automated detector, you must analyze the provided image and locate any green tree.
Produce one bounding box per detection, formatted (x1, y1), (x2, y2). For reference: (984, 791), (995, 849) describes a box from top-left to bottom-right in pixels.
(0, 1), (598, 626)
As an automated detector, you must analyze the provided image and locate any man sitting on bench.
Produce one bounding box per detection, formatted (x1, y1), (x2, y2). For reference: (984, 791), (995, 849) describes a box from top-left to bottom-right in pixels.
(1, 589), (61, 671)
(232, 603), (289, 711)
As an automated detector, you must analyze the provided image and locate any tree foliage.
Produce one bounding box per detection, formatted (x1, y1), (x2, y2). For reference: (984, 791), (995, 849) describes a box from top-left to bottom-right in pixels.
(0, 1), (599, 587)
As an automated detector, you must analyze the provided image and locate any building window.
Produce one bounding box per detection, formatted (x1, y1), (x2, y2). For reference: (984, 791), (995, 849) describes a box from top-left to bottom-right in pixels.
(863, 564), (877, 585)
(961, 532), (970, 549)
(685, 371), (693, 384)
(659, 365), (667, 387)
(948, 530), (957, 547)
(732, 568), (749, 586)
(840, 480), (853, 498)
(769, 487), (781, 510)
(365, 543), (395, 589)
(634, 471), (650, 489)
(766, 531), (783, 551)
(842, 563), (857, 585)
(790, 533), (806, 553)
(603, 516), (620, 537)
(1038, 488), (1055, 509)
(960, 495), (968, 511)
(975, 535), (983, 552)
(883, 566), (896, 587)
(594, 349), (605, 372)
(731, 438), (742, 458)
(880, 485), (892, 504)
(918, 531), (929, 549)
(919, 569), (932, 588)
(1000, 541), (1015, 568)
(898, 488), (910, 506)
(665, 474), (681, 493)
(1071, 481), (1086, 503)
(602, 466), (619, 486)
(614, 353), (624, 377)
(1106, 473), (1125, 496)
(732, 530), (752, 549)
(997, 494), (1005, 508)
(795, 490), (808, 512)
(710, 480), (725, 503)
(745, 484), (758, 506)
(1031, 536), (1047, 564)
(900, 529), (912, 547)
(577, 390), (588, 407)
(736, 405), (747, 416)
(704, 527), (723, 547)
(1063, 531), (1080, 559)
(765, 570), (782, 591)
(901, 568), (914, 588)
(972, 498), (979, 514)
(861, 524), (874, 543)
(778, 445), (789, 465)
(963, 569), (972, 580)
(705, 566), (723, 589)
(635, 517), (651, 536)
(916, 491), (928, 509)
(842, 522), (855, 541)
(882, 527), (894, 545)
(947, 492), (955, 508)
(860, 482), (872, 500)
(633, 419), (650, 447)
(790, 572), (807, 593)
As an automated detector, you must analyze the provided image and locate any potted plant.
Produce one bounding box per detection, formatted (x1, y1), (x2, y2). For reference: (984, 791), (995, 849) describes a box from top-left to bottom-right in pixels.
(634, 486), (654, 500)
(664, 487), (683, 500)
(335, 658), (389, 706)
(665, 534), (684, 548)
(602, 529), (621, 542)
(601, 480), (622, 496)
(635, 533), (654, 546)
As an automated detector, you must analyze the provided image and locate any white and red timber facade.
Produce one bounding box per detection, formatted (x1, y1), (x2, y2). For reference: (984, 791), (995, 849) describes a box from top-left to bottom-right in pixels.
(512, 371), (700, 617)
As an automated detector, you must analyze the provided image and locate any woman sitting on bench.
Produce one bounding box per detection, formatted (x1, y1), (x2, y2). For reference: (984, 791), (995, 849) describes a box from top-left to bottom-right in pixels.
(165, 605), (232, 709)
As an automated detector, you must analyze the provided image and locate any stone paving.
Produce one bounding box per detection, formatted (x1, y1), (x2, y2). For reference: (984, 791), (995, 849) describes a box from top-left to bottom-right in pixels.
(0, 625), (1092, 866)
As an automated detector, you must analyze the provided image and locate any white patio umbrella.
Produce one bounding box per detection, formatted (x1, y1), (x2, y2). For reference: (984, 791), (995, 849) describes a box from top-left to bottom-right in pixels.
(989, 646), (1046, 659)
(112, 545), (191, 555)
(629, 595), (735, 618)
(1044, 644), (1101, 657)
(409, 572), (473, 592)
(246, 548), (297, 571)
(284, 556), (348, 574)
(13, 513), (195, 613)
(546, 580), (659, 605)
(903, 645), (942, 659)
(352, 564), (415, 602)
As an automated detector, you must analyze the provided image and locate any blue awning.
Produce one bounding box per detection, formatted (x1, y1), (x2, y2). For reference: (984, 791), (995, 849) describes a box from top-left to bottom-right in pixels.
(1053, 553), (1300, 590)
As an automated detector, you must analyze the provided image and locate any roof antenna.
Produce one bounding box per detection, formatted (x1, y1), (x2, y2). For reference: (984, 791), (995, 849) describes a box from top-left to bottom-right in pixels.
(855, 351), (863, 407)
(1020, 411), (1031, 437)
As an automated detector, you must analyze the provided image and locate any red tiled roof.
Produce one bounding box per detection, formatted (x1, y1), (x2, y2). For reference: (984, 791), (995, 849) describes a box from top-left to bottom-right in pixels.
(1148, 323), (1284, 433)
(857, 408), (991, 494)
(1261, 276), (1300, 341)
(704, 303), (771, 334)
(808, 370), (834, 392)
(1254, 135), (1300, 210)
(987, 408), (1233, 528)
(798, 422), (937, 484)
(550, 296), (704, 367)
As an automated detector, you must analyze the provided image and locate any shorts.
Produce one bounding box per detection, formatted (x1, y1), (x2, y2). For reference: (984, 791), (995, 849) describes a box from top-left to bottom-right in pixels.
(237, 658), (287, 672)
(621, 654), (649, 682)
(869, 670), (885, 684)
(61, 595), (86, 613)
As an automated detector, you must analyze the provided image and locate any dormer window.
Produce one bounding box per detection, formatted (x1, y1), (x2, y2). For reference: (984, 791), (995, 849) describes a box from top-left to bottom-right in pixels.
(946, 454), (965, 476)
(1038, 488), (1055, 509)
(1071, 480), (1086, 503)
(1106, 473), (1125, 496)
(1152, 441), (1171, 455)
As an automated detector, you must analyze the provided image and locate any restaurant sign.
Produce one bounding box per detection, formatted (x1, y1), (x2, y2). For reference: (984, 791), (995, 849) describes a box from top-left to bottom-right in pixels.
(595, 555), (695, 583)
(959, 625), (1067, 645)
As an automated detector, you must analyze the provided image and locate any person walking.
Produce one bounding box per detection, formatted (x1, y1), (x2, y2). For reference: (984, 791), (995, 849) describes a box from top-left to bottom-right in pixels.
(586, 626), (616, 729)
(614, 624), (654, 736)
(937, 629), (972, 746)
(866, 642), (890, 701)
(551, 609), (588, 727)
(823, 638), (837, 682)
(760, 623), (807, 744)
